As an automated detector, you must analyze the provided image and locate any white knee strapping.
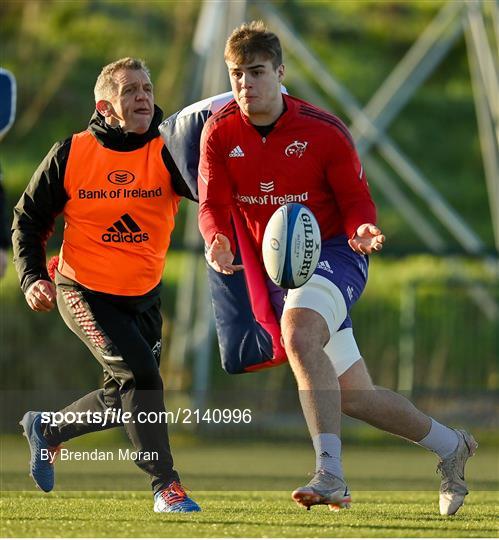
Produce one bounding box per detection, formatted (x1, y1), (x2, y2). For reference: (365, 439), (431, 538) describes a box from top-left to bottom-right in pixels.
(283, 275), (361, 376)
(283, 274), (347, 338)
(324, 328), (362, 377)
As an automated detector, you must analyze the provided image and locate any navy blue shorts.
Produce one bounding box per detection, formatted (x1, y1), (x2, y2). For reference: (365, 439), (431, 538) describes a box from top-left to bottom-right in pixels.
(266, 235), (369, 331)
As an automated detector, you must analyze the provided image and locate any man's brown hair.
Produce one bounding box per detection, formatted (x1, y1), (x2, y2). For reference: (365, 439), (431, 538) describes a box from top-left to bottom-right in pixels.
(94, 57), (150, 102)
(224, 21), (282, 69)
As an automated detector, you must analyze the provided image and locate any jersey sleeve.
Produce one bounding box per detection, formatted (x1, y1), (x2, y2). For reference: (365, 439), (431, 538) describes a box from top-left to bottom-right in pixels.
(12, 138), (70, 293)
(325, 127), (376, 238)
(198, 123), (236, 251)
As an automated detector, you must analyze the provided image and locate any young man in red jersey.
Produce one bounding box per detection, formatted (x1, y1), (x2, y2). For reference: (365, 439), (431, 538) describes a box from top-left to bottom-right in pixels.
(198, 21), (476, 515)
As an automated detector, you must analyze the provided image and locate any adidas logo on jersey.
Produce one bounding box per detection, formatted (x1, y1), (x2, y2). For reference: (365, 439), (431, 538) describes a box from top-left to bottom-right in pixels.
(101, 214), (149, 243)
(229, 145), (245, 158)
(317, 260), (333, 274)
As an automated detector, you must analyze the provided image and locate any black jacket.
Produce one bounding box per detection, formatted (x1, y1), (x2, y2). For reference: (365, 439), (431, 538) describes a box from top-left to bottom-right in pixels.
(12, 105), (193, 294)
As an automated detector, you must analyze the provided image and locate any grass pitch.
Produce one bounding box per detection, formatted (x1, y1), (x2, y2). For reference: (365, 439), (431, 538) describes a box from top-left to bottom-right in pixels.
(1, 436), (498, 537)
(2, 490), (498, 538)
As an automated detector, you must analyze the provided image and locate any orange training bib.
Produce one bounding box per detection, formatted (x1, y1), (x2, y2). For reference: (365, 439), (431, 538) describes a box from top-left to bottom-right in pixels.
(59, 130), (179, 295)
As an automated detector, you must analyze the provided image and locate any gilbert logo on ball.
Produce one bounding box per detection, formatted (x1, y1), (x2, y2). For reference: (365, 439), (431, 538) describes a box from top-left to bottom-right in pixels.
(262, 203), (321, 289)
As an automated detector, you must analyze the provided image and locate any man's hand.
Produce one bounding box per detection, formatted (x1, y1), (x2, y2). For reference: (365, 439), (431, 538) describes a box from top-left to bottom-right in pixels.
(348, 223), (385, 255)
(25, 279), (56, 312)
(206, 233), (244, 275)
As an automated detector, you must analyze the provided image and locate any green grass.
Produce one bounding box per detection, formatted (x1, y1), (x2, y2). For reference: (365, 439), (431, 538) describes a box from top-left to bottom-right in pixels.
(1, 437), (498, 537)
(2, 490), (498, 538)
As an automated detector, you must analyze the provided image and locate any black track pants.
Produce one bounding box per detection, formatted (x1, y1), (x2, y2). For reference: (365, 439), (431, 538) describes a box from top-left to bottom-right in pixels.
(42, 272), (179, 493)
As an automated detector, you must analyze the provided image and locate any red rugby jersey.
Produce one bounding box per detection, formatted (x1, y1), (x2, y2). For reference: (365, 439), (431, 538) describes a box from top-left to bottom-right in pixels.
(198, 94), (376, 252)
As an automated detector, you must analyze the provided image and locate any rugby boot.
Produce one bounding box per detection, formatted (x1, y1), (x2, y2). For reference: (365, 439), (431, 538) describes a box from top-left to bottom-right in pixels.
(292, 469), (351, 511)
(20, 411), (62, 492)
(437, 429), (478, 515)
(154, 481), (201, 513)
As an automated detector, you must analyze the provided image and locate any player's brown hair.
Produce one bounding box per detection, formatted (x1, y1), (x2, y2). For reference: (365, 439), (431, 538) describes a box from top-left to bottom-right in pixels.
(224, 21), (282, 69)
(94, 57), (150, 102)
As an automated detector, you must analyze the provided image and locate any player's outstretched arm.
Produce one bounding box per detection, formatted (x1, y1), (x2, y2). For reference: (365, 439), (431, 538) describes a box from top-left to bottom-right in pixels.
(348, 223), (385, 255)
(206, 233), (244, 275)
(25, 279), (56, 312)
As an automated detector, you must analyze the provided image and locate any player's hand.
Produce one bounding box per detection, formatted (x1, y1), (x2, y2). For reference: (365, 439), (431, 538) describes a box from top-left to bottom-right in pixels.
(348, 223), (385, 255)
(206, 233), (244, 275)
(25, 279), (56, 312)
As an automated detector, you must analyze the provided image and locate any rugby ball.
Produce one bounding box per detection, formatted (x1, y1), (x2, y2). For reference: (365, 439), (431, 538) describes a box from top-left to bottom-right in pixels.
(262, 203), (321, 289)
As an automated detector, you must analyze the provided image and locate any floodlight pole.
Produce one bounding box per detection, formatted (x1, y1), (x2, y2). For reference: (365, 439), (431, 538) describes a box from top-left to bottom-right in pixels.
(168, 0), (247, 410)
(168, 0), (228, 395)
